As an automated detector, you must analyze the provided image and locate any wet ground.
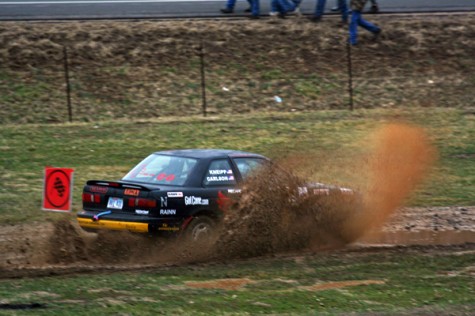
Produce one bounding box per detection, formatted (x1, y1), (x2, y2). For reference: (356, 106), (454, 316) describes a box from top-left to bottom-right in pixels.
(0, 205), (473, 279)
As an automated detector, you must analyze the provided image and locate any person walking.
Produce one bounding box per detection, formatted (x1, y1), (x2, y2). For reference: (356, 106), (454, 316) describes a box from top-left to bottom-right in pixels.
(270, 0), (301, 18)
(310, 0), (348, 24)
(220, 0), (260, 19)
(349, 0), (381, 45)
(332, 0), (378, 12)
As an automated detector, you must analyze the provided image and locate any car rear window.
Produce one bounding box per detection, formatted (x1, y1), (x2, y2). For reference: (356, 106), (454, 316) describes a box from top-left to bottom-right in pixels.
(123, 154), (197, 186)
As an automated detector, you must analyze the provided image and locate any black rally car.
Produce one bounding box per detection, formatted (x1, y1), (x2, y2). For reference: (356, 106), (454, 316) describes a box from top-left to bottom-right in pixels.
(77, 149), (270, 240)
(77, 149), (355, 241)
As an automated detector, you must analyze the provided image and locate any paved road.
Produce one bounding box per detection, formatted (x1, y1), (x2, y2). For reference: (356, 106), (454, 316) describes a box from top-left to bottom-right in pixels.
(0, 0), (474, 20)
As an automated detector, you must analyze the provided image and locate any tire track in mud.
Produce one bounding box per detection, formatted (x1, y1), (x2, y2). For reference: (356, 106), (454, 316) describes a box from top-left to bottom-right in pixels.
(0, 222), (54, 267)
(0, 205), (473, 279)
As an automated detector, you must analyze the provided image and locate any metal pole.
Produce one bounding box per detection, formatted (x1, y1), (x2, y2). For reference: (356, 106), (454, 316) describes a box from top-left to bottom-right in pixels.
(346, 41), (354, 111)
(199, 40), (207, 117)
(63, 46), (73, 122)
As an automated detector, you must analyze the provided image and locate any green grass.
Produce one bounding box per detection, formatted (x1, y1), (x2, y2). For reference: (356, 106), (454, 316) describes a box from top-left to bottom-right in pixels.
(0, 249), (473, 315)
(0, 108), (474, 224)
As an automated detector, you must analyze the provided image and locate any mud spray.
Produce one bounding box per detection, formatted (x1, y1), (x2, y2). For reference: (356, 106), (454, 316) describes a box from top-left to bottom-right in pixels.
(44, 123), (436, 266)
(345, 123), (437, 242)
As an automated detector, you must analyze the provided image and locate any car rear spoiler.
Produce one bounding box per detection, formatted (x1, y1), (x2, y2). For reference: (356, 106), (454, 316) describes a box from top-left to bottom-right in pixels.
(86, 180), (153, 191)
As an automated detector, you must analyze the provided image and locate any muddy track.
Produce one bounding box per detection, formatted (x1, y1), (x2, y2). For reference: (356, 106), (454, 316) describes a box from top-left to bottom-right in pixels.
(0, 206), (473, 279)
(1, 243), (474, 280)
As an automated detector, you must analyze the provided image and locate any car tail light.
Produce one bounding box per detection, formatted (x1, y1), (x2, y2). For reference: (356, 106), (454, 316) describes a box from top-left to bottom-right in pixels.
(128, 198), (156, 208)
(82, 193), (101, 203)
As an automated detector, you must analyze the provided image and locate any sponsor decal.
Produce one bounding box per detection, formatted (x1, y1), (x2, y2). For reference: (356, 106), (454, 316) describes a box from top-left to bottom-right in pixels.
(138, 169), (155, 177)
(158, 223), (179, 231)
(209, 169), (233, 175)
(124, 188), (140, 196)
(157, 173), (176, 182)
(158, 226), (179, 231)
(228, 189), (242, 194)
(167, 192), (183, 198)
(90, 186), (108, 194)
(160, 196), (168, 207)
(314, 188), (330, 195)
(298, 187), (308, 196)
(184, 196), (209, 206)
(340, 188), (354, 195)
(207, 176), (234, 182)
(160, 209), (177, 215)
(135, 209), (149, 215)
(217, 191), (235, 212)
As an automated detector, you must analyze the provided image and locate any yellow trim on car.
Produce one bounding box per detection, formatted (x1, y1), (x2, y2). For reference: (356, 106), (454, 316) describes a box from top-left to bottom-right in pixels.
(77, 217), (149, 233)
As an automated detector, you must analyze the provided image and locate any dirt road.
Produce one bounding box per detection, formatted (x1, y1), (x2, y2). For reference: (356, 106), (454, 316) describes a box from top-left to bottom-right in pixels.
(0, 206), (473, 279)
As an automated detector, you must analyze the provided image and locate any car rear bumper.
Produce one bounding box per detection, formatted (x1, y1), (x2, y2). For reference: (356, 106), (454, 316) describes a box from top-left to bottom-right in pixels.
(77, 211), (183, 233)
(77, 217), (150, 233)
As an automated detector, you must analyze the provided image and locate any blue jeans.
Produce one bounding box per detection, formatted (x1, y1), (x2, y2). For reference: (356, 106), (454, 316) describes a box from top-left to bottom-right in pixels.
(225, 0), (253, 10)
(314, 0), (348, 22)
(271, 0), (297, 14)
(349, 10), (380, 45)
(249, 0), (260, 16)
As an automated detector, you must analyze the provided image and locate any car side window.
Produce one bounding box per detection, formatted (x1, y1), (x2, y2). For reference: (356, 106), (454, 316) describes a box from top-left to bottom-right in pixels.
(203, 159), (236, 186)
(233, 158), (266, 180)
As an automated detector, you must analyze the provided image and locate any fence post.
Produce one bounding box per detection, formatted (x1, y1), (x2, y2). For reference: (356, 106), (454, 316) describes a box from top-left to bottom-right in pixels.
(199, 40), (207, 117)
(346, 41), (354, 111)
(63, 46), (73, 122)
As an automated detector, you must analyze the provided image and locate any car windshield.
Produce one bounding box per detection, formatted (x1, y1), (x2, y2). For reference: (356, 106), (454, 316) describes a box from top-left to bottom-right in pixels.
(122, 154), (198, 186)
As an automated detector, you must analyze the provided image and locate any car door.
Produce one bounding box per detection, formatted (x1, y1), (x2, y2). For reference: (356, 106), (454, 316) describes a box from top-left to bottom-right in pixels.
(200, 158), (239, 212)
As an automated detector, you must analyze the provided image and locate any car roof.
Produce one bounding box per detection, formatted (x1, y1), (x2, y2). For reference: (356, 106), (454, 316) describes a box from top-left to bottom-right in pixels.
(153, 149), (267, 160)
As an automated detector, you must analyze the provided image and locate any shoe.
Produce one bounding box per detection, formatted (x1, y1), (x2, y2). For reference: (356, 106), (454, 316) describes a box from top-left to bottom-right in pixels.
(244, 7), (251, 13)
(331, 6), (339, 12)
(338, 20), (348, 27)
(269, 11), (279, 16)
(372, 28), (381, 40)
(288, 7), (301, 16)
(309, 16), (321, 22)
(368, 5), (379, 14)
(220, 8), (233, 14)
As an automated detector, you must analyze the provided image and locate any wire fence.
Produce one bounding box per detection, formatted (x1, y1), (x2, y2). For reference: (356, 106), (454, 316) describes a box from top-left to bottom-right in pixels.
(0, 38), (473, 124)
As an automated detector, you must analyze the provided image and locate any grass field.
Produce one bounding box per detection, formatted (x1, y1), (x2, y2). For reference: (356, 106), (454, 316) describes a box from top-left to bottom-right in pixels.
(0, 246), (473, 315)
(0, 107), (474, 224)
(1, 108), (474, 315)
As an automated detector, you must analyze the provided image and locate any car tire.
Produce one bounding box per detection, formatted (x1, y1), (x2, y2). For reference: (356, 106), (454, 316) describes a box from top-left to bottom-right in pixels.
(184, 216), (216, 244)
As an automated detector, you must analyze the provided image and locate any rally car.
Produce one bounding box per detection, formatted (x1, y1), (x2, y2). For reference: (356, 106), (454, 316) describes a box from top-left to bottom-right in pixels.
(77, 149), (354, 241)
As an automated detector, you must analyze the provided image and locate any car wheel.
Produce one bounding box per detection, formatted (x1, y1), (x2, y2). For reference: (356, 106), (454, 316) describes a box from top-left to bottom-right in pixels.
(185, 216), (216, 244)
